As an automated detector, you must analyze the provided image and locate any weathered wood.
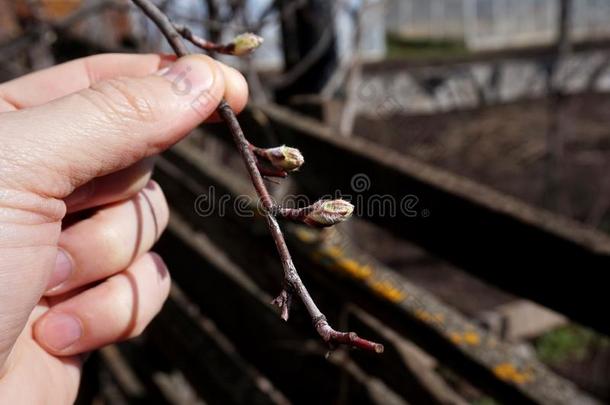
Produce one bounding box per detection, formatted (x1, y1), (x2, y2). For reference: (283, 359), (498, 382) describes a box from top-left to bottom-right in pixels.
(286, 226), (601, 405)
(346, 309), (468, 405)
(106, 342), (207, 405)
(148, 287), (289, 405)
(204, 104), (610, 336)
(153, 199), (404, 404)
(156, 141), (602, 405)
(99, 346), (147, 400)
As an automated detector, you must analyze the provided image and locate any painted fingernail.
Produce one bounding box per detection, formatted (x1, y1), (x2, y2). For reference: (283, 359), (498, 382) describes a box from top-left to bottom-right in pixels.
(46, 248), (73, 292)
(39, 312), (82, 351)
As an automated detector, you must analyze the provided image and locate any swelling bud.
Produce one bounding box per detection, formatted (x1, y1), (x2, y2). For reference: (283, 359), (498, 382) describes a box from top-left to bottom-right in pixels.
(304, 200), (354, 228)
(232, 33), (264, 56)
(265, 146), (305, 172)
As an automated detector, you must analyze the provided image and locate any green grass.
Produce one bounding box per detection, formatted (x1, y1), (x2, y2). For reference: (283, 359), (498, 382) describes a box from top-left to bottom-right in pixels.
(386, 32), (469, 60)
(535, 324), (608, 365)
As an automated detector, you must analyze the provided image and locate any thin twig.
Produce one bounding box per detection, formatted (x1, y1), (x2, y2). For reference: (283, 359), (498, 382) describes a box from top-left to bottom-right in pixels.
(132, 0), (188, 56)
(174, 24), (227, 53)
(131, 0), (383, 354)
(134, 3), (262, 56)
(174, 24), (248, 56)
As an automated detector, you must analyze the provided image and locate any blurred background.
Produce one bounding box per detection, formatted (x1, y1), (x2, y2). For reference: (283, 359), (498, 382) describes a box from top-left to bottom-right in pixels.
(1, 0), (610, 404)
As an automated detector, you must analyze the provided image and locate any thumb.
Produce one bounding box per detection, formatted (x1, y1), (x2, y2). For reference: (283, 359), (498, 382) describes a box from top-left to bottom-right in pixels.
(0, 54), (227, 198)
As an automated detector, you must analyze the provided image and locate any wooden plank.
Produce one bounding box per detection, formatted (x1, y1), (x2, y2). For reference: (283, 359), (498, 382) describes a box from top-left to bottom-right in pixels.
(286, 225), (601, 405)
(345, 309), (469, 405)
(99, 346), (147, 400)
(148, 287), (289, 405)
(108, 342), (208, 405)
(204, 104), (610, 335)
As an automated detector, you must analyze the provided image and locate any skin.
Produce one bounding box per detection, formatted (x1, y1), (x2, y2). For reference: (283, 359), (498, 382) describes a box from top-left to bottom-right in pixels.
(0, 53), (248, 403)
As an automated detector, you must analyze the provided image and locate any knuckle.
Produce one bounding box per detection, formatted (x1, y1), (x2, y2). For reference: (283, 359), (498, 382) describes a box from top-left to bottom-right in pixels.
(95, 221), (129, 267)
(101, 276), (135, 332)
(154, 186), (170, 233)
(145, 252), (171, 304)
(85, 77), (158, 124)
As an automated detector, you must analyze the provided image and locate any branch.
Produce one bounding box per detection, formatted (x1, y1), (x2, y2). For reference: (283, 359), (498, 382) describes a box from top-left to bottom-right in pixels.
(131, 0), (188, 56)
(134, 0), (261, 56)
(130, 0), (383, 354)
(175, 25), (263, 56)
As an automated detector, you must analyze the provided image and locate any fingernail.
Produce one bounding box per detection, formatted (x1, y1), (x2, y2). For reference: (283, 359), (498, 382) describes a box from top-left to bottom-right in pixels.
(160, 56), (218, 118)
(155, 66), (170, 76)
(161, 56), (215, 96)
(46, 249), (73, 292)
(39, 312), (82, 351)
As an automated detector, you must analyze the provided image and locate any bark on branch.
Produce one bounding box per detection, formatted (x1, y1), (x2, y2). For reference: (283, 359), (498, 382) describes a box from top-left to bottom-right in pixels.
(130, 0), (382, 354)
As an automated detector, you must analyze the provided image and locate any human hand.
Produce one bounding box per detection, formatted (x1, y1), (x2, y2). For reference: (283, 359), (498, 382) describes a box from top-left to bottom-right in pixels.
(0, 53), (247, 403)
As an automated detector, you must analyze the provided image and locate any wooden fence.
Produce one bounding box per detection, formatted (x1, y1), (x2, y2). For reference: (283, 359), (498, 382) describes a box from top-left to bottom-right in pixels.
(78, 104), (608, 404)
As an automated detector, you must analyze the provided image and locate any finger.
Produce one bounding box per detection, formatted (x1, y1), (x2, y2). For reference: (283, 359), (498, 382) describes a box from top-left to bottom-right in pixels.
(0, 301), (84, 404)
(65, 157), (155, 213)
(207, 63), (249, 122)
(46, 181), (169, 295)
(34, 253), (171, 356)
(0, 53), (248, 118)
(220, 64), (248, 114)
(1, 54), (248, 198)
(0, 53), (174, 110)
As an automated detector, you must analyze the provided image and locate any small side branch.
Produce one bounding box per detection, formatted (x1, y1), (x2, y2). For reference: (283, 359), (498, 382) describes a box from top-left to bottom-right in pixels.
(175, 25), (263, 56)
(315, 316), (384, 353)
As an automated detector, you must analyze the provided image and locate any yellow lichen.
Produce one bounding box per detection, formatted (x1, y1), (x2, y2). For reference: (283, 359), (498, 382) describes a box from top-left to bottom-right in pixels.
(434, 313), (445, 323)
(463, 331), (481, 346)
(449, 332), (463, 345)
(334, 258), (373, 280)
(295, 228), (318, 244)
(493, 363), (534, 385)
(323, 246), (344, 259)
(414, 310), (445, 325)
(370, 280), (406, 303)
(448, 331), (480, 346)
(415, 309), (431, 321)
